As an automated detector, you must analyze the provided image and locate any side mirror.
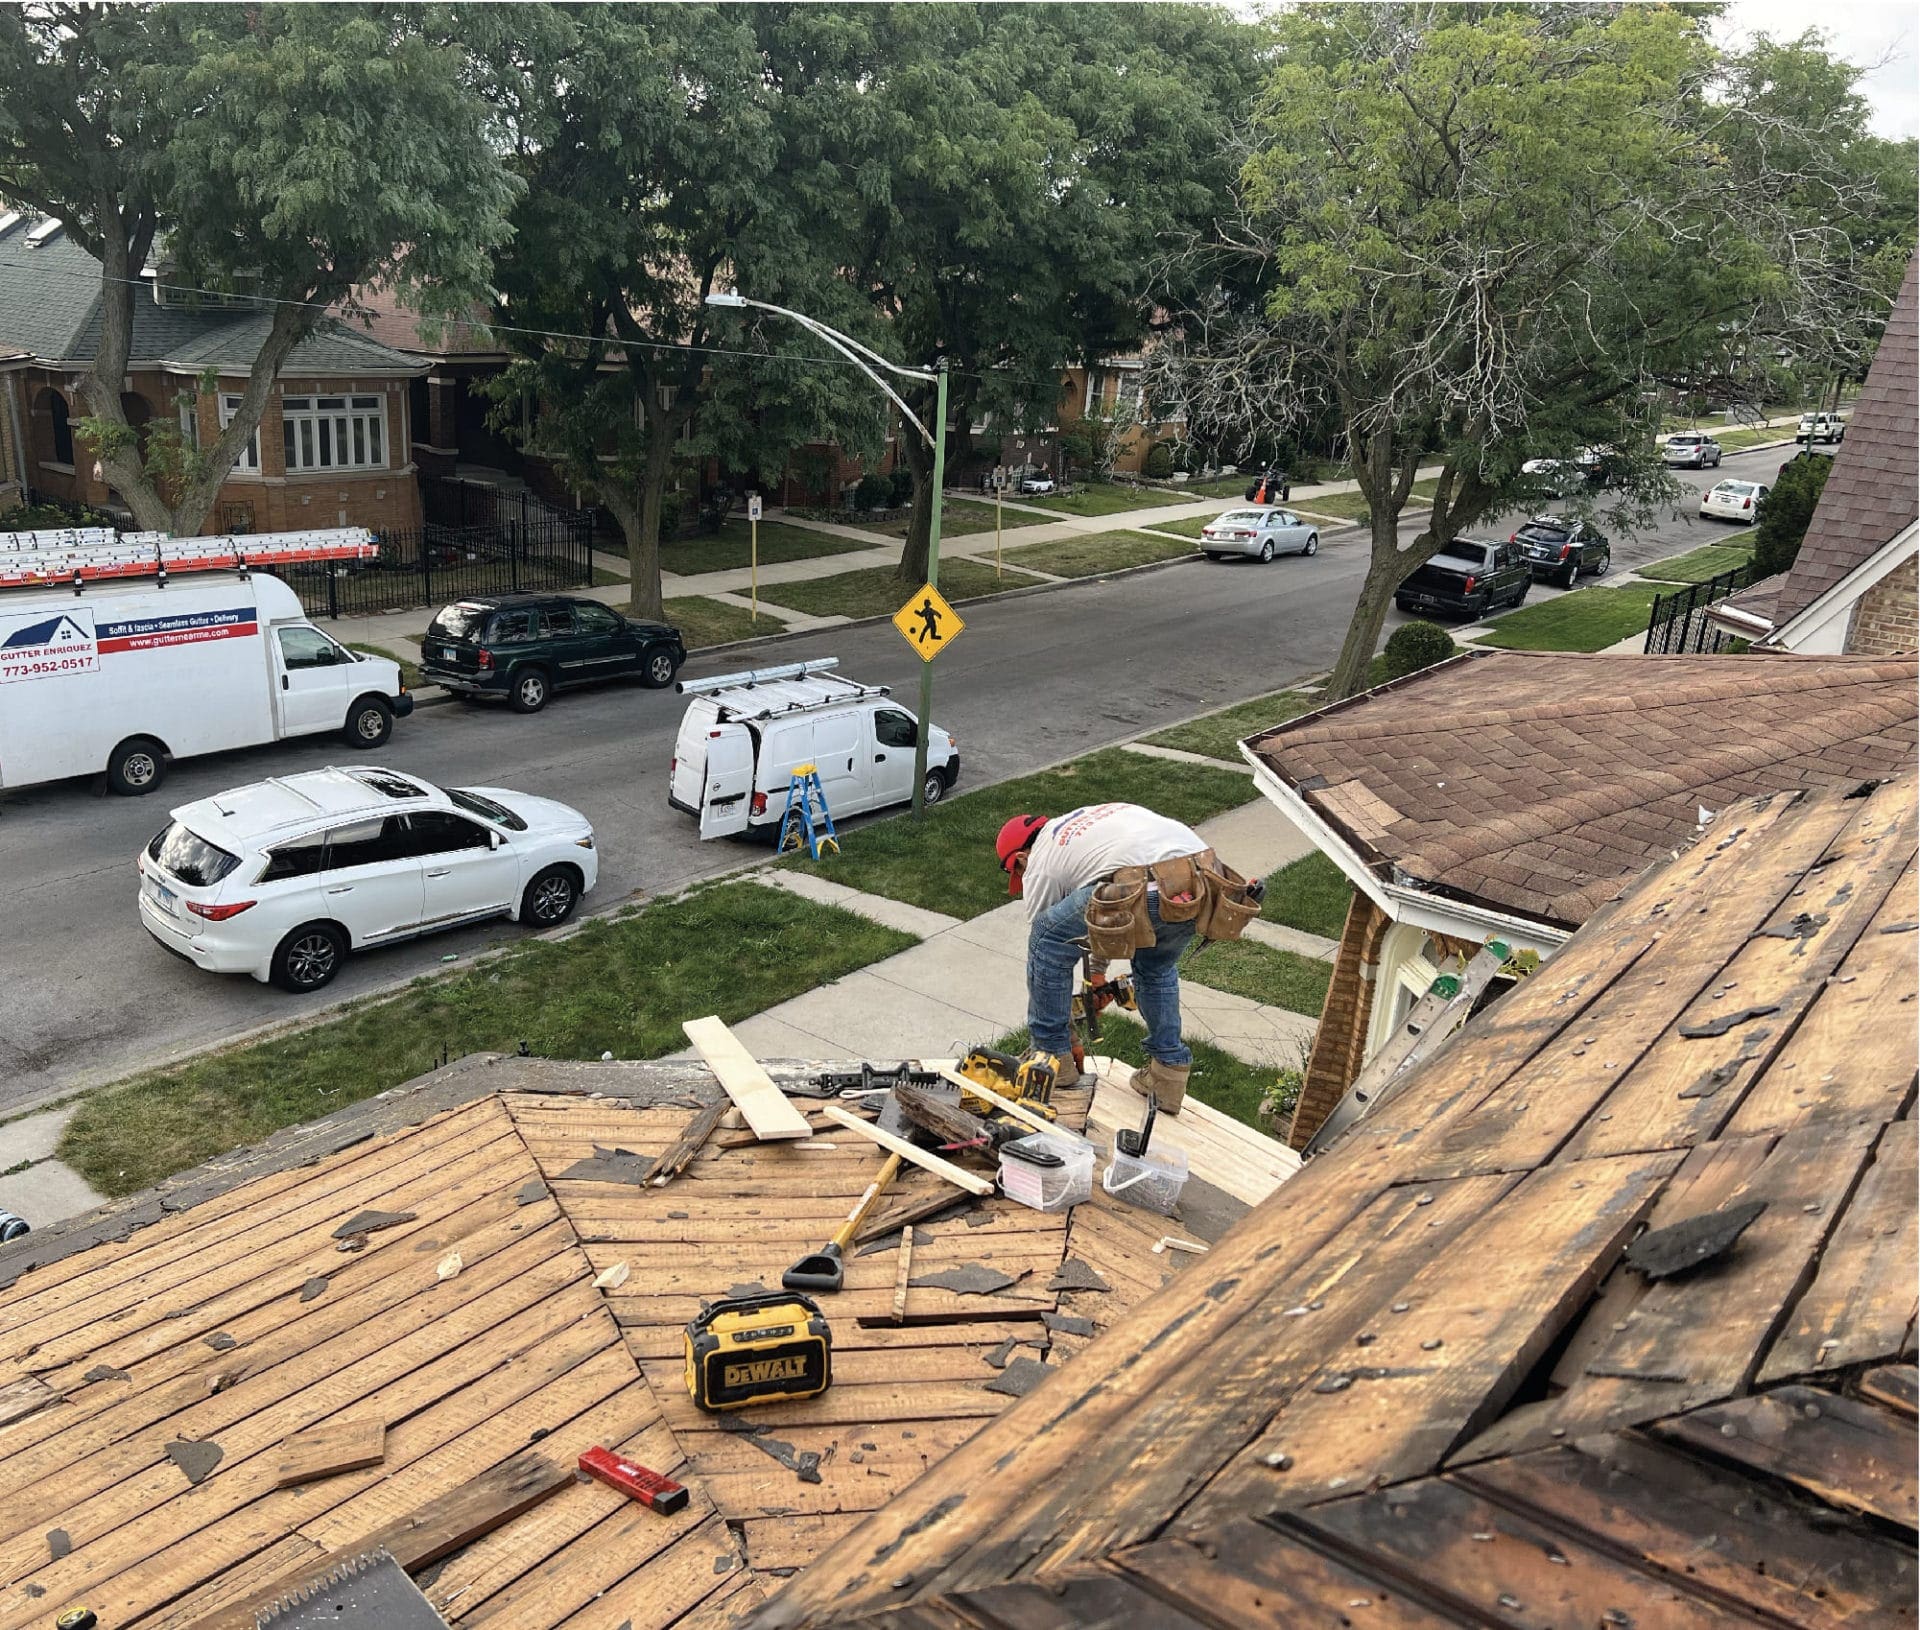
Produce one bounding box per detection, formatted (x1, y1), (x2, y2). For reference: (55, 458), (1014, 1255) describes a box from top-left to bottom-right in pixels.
(489, 829), (503, 850)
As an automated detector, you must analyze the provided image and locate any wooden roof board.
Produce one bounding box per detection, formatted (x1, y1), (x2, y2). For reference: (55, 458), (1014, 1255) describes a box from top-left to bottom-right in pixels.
(744, 778), (1920, 1629)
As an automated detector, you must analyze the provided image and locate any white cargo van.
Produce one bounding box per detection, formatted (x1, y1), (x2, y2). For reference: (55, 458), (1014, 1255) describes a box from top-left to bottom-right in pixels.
(0, 529), (412, 795)
(668, 659), (958, 839)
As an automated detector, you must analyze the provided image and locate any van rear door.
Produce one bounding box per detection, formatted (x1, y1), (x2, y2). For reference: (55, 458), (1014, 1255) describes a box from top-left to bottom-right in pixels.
(698, 725), (756, 839)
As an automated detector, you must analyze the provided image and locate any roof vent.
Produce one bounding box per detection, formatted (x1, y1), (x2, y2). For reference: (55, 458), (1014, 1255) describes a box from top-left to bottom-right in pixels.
(25, 217), (62, 248)
(0, 212), (20, 239)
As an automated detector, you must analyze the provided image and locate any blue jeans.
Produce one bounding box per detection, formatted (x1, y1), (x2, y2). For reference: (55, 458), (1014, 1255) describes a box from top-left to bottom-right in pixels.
(1026, 882), (1196, 1065)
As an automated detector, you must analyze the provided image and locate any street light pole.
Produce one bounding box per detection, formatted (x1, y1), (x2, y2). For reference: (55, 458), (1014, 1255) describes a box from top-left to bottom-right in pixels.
(911, 357), (949, 817)
(706, 290), (949, 819)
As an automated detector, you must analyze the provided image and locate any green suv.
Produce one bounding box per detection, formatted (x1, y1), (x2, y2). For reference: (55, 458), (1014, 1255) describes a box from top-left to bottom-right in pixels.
(421, 594), (686, 713)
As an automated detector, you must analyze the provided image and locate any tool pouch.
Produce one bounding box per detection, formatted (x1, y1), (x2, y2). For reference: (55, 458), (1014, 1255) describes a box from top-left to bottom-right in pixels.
(1085, 872), (1155, 960)
(1196, 860), (1260, 943)
(1146, 849), (1215, 923)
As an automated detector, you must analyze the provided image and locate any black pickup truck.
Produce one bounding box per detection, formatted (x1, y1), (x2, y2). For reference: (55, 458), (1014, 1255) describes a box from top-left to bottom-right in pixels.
(1394, 539), (1531, 621)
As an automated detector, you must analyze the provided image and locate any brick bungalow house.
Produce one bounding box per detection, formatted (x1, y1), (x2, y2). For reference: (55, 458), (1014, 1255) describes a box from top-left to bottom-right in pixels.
(1242, 649), (1918, 1150)
(1711, 255), (1918, 655)
(0, 214), (425, 535)
(0, 346), (29, 513)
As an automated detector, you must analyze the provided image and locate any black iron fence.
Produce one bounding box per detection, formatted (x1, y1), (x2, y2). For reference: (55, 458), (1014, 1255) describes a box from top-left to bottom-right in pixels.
(287, 478), (596, 620)
(1643, 563), (1756, 655)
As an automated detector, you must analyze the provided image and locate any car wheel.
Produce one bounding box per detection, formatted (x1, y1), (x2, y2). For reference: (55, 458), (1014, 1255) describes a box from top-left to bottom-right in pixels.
(1711, 452), (1722, 467)
(1559, 562), (1579, 590)
(270, 922), (347, 993)
(1203, 551), (1223, 561)
(106, 736), (167, 797)
(520, 864), (581, 928)
(921, 769), (948, 807)
(509, 667), (552, 714)
(639, 647), (681, 689)
(1301, 534), (1318, 557)
(1512, 581), (1530, 607)
(1593, 552), (1610, 576)
(344, 695), (393, 748)
(1258, 539), (1275, 563)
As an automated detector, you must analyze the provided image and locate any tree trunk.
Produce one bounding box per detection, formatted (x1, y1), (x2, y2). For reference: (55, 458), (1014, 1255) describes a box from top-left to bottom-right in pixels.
(606, 434), (674, 622)
(895, 422), (934, 585)
(82, 212), (172, 534)
(1326, 507), (1409, 700)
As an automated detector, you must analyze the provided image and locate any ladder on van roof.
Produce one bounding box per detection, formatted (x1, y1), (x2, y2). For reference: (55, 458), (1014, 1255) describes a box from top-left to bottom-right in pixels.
(0, 526), (379, 589)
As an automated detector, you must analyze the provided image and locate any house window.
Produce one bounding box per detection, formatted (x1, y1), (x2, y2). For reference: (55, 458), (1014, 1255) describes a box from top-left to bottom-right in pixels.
(217, 395), (262, 471)
(281, 393), (386, 472)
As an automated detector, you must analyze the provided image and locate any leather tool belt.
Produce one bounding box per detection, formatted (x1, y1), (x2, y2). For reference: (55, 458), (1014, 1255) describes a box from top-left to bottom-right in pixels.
(1083, 847), (1260, 960)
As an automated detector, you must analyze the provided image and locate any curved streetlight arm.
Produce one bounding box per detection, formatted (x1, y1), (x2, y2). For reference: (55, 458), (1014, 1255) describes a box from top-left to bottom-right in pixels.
(707, 291), (937, 449)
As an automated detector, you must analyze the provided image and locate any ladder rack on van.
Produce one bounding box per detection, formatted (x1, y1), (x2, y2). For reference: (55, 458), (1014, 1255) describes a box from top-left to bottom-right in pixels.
(0, 526), (379, 590)
(676, 656), (891, 724)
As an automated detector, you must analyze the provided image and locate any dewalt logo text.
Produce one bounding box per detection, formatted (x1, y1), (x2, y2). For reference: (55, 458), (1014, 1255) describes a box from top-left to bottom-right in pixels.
(723, 1356), (808, 1387)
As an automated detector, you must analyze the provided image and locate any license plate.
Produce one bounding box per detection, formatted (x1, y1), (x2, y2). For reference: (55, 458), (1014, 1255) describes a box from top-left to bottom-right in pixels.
(147, 878), (178, 916)
(441, 646), (458, 659)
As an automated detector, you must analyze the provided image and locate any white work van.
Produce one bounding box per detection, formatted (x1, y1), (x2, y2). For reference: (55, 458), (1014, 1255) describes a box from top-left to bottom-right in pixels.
(668, 659), (958, 839)
(0, 531), (412, 796)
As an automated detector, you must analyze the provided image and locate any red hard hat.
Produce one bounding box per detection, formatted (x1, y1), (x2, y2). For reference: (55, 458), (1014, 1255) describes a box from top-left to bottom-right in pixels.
(995, 814), (1048, 890)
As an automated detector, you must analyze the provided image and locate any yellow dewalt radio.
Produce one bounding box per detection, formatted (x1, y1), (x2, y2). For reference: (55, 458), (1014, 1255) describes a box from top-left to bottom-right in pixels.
(685, 1289), (833, 1412)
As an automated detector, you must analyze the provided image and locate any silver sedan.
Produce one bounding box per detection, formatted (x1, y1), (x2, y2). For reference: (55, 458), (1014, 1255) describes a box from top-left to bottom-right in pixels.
(1198, 507), (1319, 563)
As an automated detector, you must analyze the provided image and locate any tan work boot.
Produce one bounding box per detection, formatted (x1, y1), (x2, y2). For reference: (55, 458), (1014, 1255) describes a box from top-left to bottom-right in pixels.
(1135, 1059), (1190, 1116)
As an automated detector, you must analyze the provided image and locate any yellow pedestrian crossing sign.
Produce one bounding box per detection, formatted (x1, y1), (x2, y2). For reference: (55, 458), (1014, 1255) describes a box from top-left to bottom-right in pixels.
(892, 582), (964, 661)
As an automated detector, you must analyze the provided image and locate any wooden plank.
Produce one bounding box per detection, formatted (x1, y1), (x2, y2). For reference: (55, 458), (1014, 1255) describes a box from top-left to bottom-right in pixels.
(1295, 1472), (1768, 1628)
(1546, 1121), (1881, 1436)
(1861, 1364), (1919, 1419)
(644, 1098), (730, 1187)
(1761, 1120), (1917, 1383)
(1462, 1437), (1918, 1630)
(1111, 1526), (1463, 1628)
(819, 1106), (994, 1195)
(681, 1017), (814, 1141)
(1655, 1385), (1919, 1530)
(1192, 1151), (1677, 1525)
(949, 1570), (1220, 1630)
(737, 1511), (861, 1573)
(0, 1376), (59, 1429)
(275, 1418), (388, 1487)
(135, 1533), (326, 1630)
(192, 1453), (574, 1630)
(893, 1230), (914, 1324)
(553, 1512), (747, 1630)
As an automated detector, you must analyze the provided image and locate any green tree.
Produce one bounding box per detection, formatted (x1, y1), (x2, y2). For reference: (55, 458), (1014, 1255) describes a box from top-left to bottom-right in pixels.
(1752, 454), (1834, 579)
(1154, 4), (1903, 699)
(810, 3), (1258, 583)
(485, 7), (882, 619)
(0, 4), (518, 535)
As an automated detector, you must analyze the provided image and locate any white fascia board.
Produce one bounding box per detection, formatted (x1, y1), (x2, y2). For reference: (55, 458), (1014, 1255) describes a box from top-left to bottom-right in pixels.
(1244, 747), (1570, 956)
(1770, 519), (1920, 650)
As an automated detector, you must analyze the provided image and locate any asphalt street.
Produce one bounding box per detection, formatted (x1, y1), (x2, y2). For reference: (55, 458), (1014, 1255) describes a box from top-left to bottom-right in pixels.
(0, 444), (1788, 1113)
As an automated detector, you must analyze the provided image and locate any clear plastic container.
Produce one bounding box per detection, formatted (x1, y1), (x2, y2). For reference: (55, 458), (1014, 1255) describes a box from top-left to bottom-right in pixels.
(1101, 1141), (1189, 1215)
(998, 1130), (1094, 1212)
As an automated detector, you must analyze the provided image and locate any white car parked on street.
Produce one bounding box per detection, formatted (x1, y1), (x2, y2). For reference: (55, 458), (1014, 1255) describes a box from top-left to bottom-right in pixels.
(1198, 507), (1320, 562)
(137, 766), (597, 992)
(1699, 479), (1770, 525)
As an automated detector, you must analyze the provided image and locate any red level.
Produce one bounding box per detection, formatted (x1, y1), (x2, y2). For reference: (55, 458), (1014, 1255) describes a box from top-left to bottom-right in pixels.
(579, 1446), (689, 1514)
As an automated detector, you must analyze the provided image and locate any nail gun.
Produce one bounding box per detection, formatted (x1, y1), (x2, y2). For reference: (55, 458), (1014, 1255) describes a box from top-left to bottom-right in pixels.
(1071, 957), (1138, 1071)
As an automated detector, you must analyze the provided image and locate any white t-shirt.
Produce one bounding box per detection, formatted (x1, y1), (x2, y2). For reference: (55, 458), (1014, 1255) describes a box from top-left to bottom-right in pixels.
(1022, 803), (1207, 923)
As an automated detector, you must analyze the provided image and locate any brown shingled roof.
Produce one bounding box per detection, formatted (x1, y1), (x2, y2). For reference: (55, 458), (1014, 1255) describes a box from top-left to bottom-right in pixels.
(1771, 255), (1919, 629)
(1245, 649), (1917, 928)
(335, 284), (508, 359)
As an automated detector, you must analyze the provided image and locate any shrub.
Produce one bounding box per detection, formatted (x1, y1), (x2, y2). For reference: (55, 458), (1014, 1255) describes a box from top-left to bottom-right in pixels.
(888, 467), (915, 506)
(657, 491), (685, 536)
(854, 473), (893, 512)
(1381, 620), (1457, 681)
(1143, 441), (1175, 480)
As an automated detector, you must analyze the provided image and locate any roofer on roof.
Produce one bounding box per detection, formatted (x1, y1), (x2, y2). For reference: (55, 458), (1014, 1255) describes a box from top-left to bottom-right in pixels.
(995, 804), (1262, 1114)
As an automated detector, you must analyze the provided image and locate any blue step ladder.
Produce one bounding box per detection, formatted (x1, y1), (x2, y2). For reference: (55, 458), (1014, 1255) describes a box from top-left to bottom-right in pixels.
(777, 763), (841, 859)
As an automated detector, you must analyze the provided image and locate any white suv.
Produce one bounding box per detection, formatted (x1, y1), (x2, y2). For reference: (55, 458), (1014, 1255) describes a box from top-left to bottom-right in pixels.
(1662, 432), (1723, 468)
(138, 766), (598, 992)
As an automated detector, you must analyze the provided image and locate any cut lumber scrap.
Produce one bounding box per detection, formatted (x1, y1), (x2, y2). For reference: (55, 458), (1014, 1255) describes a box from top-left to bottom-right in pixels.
(1861, 1364), (1919, 1419)
(892, 1231), (915, 1325)
(681, 1017), (813, 1141)
(818, 1106), (993, 1195)
(646, 1098), (730, 1186)
(275, 1418), (387, 1488)
(0, 1376), (59, 1428)
(936, 1069), (1057, 1138)
(195, 1452), (573, 1630)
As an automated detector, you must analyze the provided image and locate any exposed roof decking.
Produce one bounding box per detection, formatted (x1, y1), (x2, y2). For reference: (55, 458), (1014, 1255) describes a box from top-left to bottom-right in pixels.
(747, 776), (1919, 1628)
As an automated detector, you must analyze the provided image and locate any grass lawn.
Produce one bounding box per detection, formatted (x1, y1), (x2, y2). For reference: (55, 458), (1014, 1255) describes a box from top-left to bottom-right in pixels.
(790, 747), (1260, 920)
(1146, 513), (1228, 540)
(664, 595), (790, 649)
(1144, 690), (1322, 761)
(349, 642), (423, 693)
(660, 519), (872, 576)
(864, 499), (1052, 541)
(1264, 851), (1353, 940)
(1185, 937), (1332, 1018)
(58, 882), (913, 1197)
(592, 566), (629, 588)
(996, 1015), (1278, 1134)
(1288, 478), (1439, 523)
(757, 556), (1043, 620)
(1473, 580), (1667, 652)
(1020, 483), (1192, 517)
(1702, 423), (1798, 454)
(1638, 540), (1755, 584)
(1000, 530), (1194, 578)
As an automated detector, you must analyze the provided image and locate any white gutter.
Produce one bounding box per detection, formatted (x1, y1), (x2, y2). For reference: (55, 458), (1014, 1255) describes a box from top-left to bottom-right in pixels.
(1244, 749), (1570, 957)
(1768, 518), (1919, 649)
(1705, 597), (1776, 637)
